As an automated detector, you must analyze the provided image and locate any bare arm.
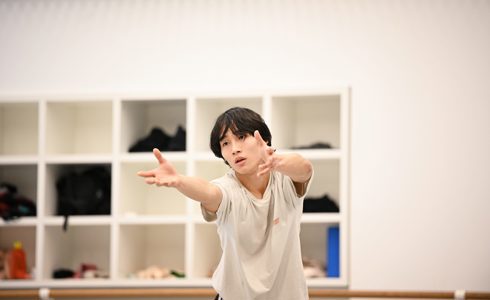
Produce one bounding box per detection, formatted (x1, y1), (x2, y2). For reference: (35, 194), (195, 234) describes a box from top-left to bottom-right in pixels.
(175, 175), (222, 213)
(264, 153), (313, 183)
(137, 148), (222, 213)
(254, 131), (313, 196)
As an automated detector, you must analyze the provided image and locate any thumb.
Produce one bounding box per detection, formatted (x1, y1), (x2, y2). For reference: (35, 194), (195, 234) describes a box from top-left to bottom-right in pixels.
(153, 148), (166, 164)
(254, 130), (265, 144)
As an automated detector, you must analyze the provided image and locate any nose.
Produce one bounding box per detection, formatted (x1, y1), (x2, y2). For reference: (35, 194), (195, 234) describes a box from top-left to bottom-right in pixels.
(231, 141), (241, 155)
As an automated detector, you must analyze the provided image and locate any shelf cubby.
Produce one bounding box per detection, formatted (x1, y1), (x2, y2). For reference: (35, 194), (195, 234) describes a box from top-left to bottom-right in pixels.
(118, 224), (186, 279)
(192, 223), (221, 279)
(0, 102), (38, 155)
(300, 222), (340, 278)
(119, 161), (187, 216)
(44, 164), (112, 217)
(45, 101), (112, 155)
(270, 94), (340, 150)
(121, 99), (187, 154)
(308, 159), (340, 207)
(0, 226), (36, 280)
(0, 164), (38, 215)
(43, 225), (110, 280)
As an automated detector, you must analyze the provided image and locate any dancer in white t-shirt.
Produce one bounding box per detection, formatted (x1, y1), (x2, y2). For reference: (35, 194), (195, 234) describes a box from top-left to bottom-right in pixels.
(137, 107), (313, 300)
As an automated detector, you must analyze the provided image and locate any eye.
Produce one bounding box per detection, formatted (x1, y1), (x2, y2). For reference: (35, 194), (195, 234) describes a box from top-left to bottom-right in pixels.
(221, 141), (228, 147)
(239, 134), (246, 140)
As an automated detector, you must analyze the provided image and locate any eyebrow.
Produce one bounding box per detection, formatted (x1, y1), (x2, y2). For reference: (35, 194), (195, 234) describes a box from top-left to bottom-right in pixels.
(219, 130), (230, 142)
(219, 129), (248, 142)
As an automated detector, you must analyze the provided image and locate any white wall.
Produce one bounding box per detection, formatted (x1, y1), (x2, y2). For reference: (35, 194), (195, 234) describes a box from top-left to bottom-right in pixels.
(1, 0), (489, 292)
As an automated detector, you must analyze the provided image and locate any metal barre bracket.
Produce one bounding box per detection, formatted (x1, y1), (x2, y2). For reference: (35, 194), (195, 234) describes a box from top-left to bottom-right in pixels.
(39, 287), (52, 300)
(455, 290), (466, 300)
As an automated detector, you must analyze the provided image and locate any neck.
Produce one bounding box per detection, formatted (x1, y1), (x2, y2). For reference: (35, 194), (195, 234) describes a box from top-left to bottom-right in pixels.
(236, 171), (270, 199)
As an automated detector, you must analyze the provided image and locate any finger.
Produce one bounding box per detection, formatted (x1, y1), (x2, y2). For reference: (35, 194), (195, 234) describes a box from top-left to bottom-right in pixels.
(257, 169), (267, 176)
(156, 180), (167, 187)
(257, 167), (270, 176)
(259, 156), (276, 172)
(261, 162), (272, 173)
(156, 180), (175, 187)
(153, 148), (166, 164)
(254, 130), (266, 145)
(137, 170), (154, 177)
(259, 159), (272, 168)
(145, 177), (156, 184)
(257, 163), (271, 176)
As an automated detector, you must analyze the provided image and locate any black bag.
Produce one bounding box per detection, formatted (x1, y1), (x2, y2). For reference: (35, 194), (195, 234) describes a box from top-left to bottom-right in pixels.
(56, 166), (111, 231)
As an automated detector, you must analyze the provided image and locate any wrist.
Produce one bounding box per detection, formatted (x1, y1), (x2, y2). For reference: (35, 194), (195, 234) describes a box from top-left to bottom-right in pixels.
(174, 174), (184, 188)
(271, 154), (284, 172)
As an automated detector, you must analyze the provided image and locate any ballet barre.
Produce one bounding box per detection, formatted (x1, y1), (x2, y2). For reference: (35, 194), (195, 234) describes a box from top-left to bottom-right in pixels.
(0, 288), (489, 299)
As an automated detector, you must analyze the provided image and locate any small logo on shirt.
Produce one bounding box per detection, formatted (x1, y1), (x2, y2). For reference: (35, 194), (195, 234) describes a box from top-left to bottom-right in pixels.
(273, 217), (280, 225)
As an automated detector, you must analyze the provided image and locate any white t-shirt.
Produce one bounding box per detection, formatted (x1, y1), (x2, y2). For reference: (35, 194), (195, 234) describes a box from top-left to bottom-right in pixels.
(201, 169), (312, 300)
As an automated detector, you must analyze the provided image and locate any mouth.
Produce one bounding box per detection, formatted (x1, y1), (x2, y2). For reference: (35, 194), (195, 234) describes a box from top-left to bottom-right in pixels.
(234, 157), (246, 165)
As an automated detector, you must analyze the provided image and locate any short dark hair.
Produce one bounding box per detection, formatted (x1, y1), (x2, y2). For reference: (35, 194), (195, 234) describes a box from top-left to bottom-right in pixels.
(210, 107), (272, 163)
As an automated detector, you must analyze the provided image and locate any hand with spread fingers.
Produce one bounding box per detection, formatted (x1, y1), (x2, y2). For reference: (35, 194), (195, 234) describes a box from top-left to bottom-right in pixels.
(137, 148), (181, 187)
(254, 130), (278, 177)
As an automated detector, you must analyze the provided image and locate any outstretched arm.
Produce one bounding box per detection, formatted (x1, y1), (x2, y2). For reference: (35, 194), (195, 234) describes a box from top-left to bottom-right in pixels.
(137, 148), (222, 213)
(254, 131), (313, 196)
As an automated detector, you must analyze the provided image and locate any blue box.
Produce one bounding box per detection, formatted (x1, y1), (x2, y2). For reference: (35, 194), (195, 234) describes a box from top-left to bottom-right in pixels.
(327, 226), (340, 277)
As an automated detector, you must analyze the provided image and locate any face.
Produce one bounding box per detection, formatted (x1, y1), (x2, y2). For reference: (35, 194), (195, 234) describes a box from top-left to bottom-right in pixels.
(220, 129), (262, 175)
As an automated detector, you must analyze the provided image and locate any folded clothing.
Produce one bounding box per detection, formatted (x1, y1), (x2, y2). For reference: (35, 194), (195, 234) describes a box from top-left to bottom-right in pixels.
(129, 265), (185, 279)
(292, 142), (332, 149)
(303, 257), (326, 278)
(52, 263), (108, 279)
(167, 125), (186, 151)
(0, 182), (36, 221)
(303, 194), (339, 213)
(129, 126), (186, 152)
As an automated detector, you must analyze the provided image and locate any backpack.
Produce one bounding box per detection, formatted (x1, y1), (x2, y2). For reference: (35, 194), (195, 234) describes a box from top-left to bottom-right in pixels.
(56, 166), (111, 231)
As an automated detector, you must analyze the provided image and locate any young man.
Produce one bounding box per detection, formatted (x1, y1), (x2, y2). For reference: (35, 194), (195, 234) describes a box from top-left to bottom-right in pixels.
(137, 107), (313, 300)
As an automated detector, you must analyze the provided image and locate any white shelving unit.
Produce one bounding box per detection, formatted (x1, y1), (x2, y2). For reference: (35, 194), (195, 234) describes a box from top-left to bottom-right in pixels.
(0, 88), (350, 289)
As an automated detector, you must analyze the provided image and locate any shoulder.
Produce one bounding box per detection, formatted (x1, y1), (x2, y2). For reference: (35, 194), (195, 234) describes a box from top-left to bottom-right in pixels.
(210, 170), (242, 224)
(271, 171), (304, 200)
(212, 170), (240, 189)
(271, 171), (292, 186)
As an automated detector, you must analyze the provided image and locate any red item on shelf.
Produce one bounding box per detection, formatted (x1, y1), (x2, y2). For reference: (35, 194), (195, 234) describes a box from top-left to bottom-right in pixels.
(5, 241), (30, 279)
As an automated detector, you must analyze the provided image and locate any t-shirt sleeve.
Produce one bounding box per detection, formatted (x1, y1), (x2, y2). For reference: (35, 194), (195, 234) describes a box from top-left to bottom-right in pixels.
(284, 168), (314, 197)
(213, 182), (232, 225)
(281, 168), (314, 211)
(200, 203), (217, 222)
(298, 168), (314, 200)
(200, 180), (231, 223)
